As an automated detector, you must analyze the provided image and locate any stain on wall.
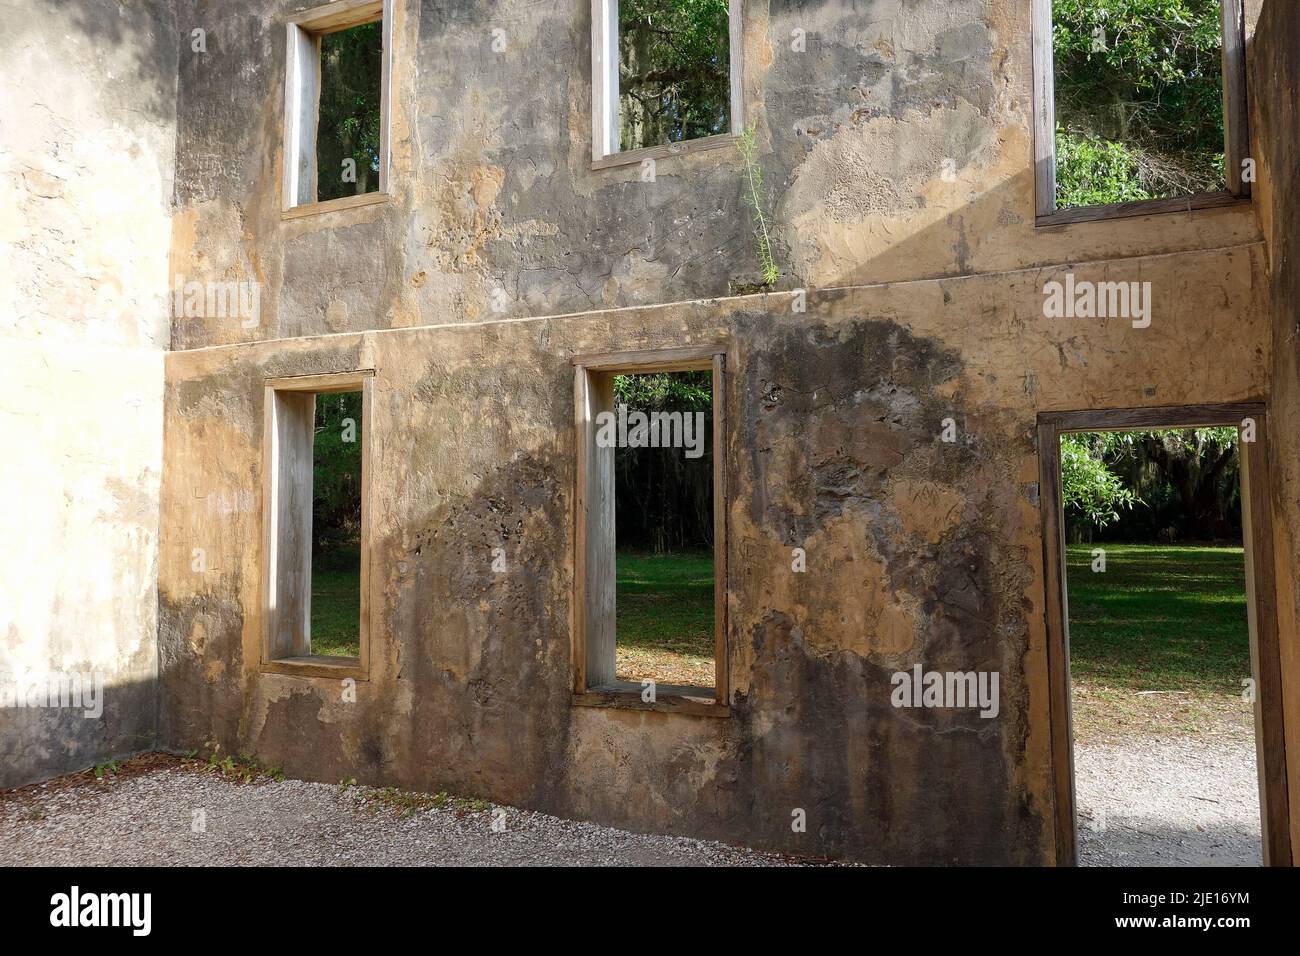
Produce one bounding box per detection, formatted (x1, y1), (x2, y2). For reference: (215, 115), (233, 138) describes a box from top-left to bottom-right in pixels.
(3, 0), (1289, 864)
(168, 0), (1264, 348)
(158, 242), (1269, 862)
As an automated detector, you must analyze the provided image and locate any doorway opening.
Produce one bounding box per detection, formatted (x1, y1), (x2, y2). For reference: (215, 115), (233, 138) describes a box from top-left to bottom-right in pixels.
(1038, 405), (1290, 866)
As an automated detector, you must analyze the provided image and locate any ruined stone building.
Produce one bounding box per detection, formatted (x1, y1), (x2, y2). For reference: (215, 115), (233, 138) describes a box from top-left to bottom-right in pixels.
(1, 0), (1297, 864)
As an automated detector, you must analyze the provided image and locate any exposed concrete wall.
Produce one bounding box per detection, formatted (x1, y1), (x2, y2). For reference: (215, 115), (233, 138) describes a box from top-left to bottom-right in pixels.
(169, 0), (1263, 349)
(0, 0), (176, 786)
(1251, 0), (1300, 855)
(158, 240), (1269, 863)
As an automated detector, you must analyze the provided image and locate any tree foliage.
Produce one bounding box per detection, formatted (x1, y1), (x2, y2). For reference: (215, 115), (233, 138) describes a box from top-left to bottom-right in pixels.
(317, 21), (383, 202)
(1062, 427), (1241, 541)
(613, 371), (713, 553)
(1107, 427), (1240, 538)
(1061, 432), (1141, 528)
(614, 369), (712, 411)
(313, 391), (363, 561)
(618, 0), (731, 151)
(1052, 0), (1226, 205)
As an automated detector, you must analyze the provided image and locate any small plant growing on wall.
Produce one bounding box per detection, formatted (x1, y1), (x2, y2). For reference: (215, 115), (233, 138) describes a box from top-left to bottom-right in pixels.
(736, 124), (781, 290)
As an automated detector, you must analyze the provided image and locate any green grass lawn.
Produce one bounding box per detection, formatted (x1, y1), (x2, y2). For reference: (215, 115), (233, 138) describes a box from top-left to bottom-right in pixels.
(1066, 543), (1249, 693)
(307, 542), (1251, 728)
(308, 550), (718, 675)
(615, 550), (715, 686)
(1065, 542), (1253, 741)
(311, 566), (360, 658)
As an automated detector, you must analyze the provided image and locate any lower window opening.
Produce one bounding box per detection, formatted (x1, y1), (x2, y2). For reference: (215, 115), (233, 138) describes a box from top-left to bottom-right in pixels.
(612, 370), (716, 693)
(576, 354), (725, 703)
(310, 390), (363, 658)
(263, 375), (369, 670)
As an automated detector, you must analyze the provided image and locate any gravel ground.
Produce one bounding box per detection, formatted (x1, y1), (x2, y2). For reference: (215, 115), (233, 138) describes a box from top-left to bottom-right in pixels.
(0, 760), (828, 867)
(3, 739), (1263, 867)
(1075, 732), (1262, 867)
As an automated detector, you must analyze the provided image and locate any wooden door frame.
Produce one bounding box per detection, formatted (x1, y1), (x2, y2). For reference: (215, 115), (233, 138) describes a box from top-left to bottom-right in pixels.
(1037, 402), (1291, 866)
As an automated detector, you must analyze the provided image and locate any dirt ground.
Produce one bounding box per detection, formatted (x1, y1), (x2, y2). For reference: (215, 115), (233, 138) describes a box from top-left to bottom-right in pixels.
(1073, 688), (1262, 867)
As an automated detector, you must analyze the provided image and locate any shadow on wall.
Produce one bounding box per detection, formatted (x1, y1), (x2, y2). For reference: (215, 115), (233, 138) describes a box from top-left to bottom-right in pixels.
(36, 0), (179, 123)
(0, 674), (159, 790)
(801, 161), (1251, 293)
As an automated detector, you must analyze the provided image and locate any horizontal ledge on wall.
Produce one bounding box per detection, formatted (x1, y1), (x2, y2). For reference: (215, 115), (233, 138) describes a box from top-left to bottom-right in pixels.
(1035, 192), (1249, 228)
(592, 132), (736, 171)
(261, 655), (368, 681)
(573, 685), (731, 718)
(282, 191), (391, 221)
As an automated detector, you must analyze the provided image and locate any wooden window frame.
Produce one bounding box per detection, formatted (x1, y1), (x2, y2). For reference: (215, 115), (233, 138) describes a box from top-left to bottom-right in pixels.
(590, 0), (745, 169)
(1037, 403), (1291, 866)
(282, 0), (393, 219)
(1031, 0), (1250, 226)
(260, 370), (375, 680)
(571, 346), (730, 716)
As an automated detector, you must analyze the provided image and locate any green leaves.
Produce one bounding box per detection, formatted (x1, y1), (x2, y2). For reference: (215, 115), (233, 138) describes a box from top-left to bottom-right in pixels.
(1062, 428), (1241, 536)
(1055, 127), (1158, 207)
(1061, 432), (1141, 528)
(316, 20), (383, 201)
(736, 125), (781, 287)
(618, 0), (731, 150)
(313, 391), (363, 555)
(613, 370), (711, 410)
(1052, 0), (1226, 206)
(611, 371), (714, 555)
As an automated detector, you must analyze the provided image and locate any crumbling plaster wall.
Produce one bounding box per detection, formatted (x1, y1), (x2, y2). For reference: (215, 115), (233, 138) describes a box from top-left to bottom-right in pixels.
(0, 0), (1278, 860)
(1251, 0), (1300, 854)
(169, 0), (1263, 349)
(154, 0), (1282, 861)
(159, 241), (1269, 863)
(0, 0), (177, 786)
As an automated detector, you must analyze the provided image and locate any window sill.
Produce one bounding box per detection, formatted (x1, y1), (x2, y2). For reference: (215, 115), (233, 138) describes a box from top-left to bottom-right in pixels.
(1035, 191), (1249, 228)
(573, 682), (730, 717)
(592, 132), (736, 171)
(261, 655), (368, 680)
(282, 191), (391, 221)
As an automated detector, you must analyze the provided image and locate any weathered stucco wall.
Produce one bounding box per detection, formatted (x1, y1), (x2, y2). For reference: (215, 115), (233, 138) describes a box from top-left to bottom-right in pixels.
(152, 0), (1282, 863)
(158, 239), (1269, 863)
(2, 0), (1280, 862)
(0, 0), (176, 786)
(169, 0), (1263, 349)
(1251, 0), (1300, 854)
